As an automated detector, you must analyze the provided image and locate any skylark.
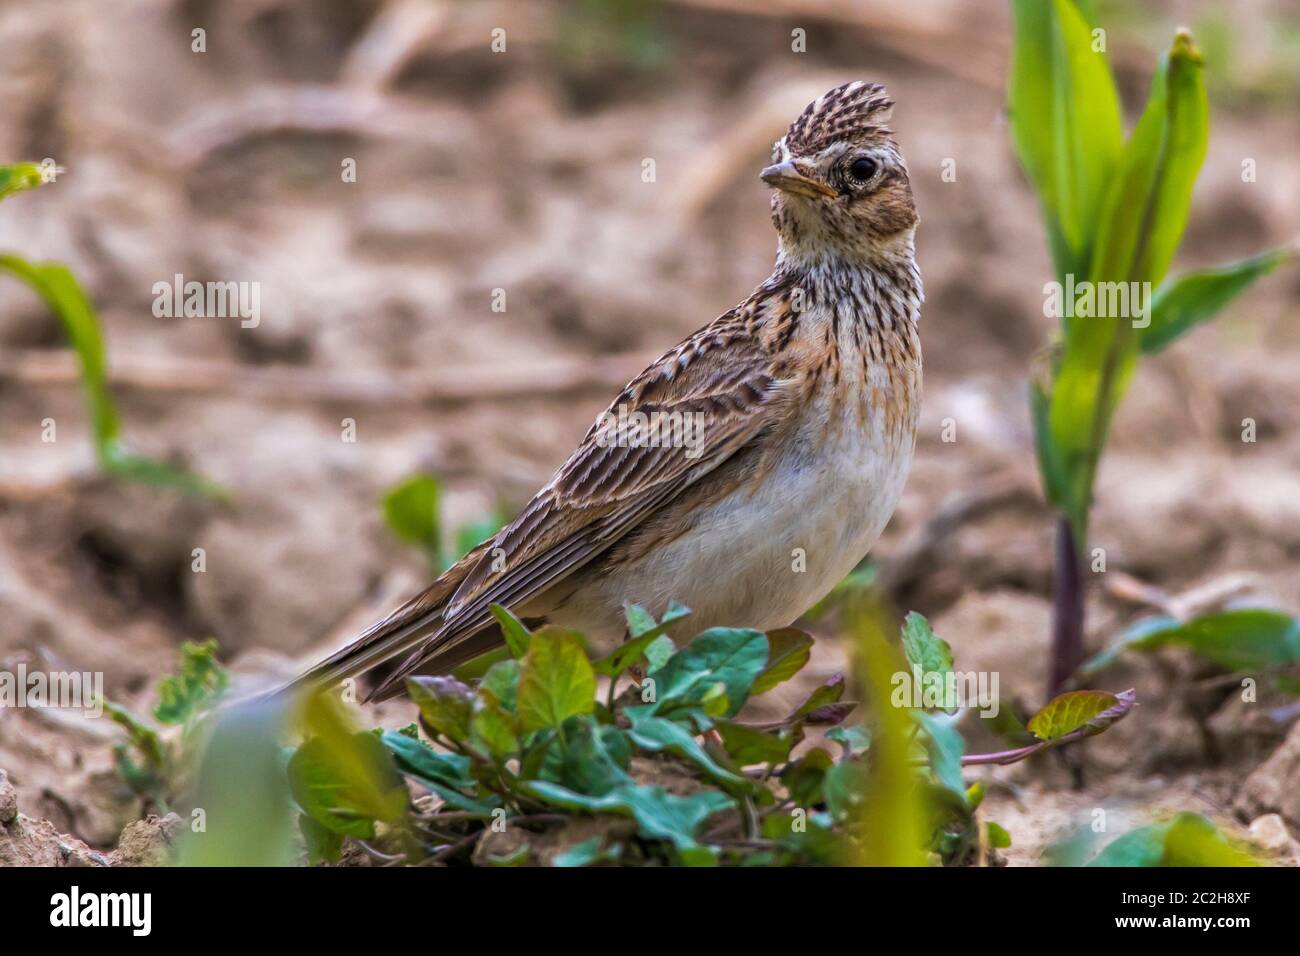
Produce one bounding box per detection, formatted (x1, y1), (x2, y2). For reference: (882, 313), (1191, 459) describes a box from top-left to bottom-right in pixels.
(296, 81), (922, 701)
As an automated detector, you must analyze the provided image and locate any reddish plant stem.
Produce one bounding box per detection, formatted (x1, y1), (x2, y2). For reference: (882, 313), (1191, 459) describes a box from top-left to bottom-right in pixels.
(1049, 516), (1085, 702)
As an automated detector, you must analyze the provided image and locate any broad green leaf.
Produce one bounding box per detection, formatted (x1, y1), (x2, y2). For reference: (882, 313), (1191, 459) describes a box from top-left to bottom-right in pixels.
(0, 162), (45, 201)
(382, 730), (498, 814)
(407, 675), (475, 744)
(624, 603), (658, 638)
(625, 708), (748, 787)
(381, 474), (441, 557)
(916, 712), (965, 799)
(525, 781), (732, 853)
(480, 659), (521, 712)
(1088, 813), (1258, 866)
(1084, 609), (1300, 675)
(516, 628), (596, 733)
(751, 628), (813, 695)
(644, 635), (676, 673)
(1142, 246), (1293, 353)
(648, 627), (768, 718)
(490, 604), (532, 658)
(1028, 688), (1135, 742)
(714, 719), (794, 766)
(470, 689), (519, 758)
(593, 601), (690, 678)
(287, 696), (408, 839)
(900, 612), (953, 680)
(153, 639), (227, 726)
(0, 255), (223, 498)
(379, 730), (475, 792)
(555, 715), (633, 796)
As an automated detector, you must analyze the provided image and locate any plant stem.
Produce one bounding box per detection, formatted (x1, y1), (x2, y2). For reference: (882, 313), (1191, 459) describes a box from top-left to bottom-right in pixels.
(1048, 515), (1085, 701)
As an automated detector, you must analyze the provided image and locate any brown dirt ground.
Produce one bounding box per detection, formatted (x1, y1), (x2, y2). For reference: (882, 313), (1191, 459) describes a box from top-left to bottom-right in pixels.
(1, 0), (1298, 864)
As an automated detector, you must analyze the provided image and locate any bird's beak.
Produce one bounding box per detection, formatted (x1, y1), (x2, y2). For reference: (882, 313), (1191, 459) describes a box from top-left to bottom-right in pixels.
(760, 160), (836, 199)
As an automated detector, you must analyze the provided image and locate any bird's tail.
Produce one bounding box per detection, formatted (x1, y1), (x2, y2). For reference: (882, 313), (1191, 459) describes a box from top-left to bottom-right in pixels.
(279, 539), (496, 702)
(280, 590), (446, 700)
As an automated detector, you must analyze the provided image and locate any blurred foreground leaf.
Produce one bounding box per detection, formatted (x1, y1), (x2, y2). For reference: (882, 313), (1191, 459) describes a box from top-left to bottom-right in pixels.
(1087, 812), (1259, 867)
(176, 695), (297, 866)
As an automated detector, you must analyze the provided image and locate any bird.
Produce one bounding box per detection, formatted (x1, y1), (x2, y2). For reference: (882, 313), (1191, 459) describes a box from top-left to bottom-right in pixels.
(293, 80), (923, 702)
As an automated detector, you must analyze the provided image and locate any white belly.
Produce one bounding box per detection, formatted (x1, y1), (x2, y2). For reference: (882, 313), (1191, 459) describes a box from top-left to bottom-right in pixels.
(547, 391), (917, 653)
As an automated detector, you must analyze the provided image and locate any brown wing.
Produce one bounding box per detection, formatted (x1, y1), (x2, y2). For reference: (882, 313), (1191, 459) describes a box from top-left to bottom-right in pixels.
(367, 315), (795, 698)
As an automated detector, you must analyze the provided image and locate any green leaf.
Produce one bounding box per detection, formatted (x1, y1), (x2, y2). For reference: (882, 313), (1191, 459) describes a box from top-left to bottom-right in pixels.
(1088, 813), (1258, 866)
(916, 712), (965, 799)
(379, 730), (475, 792)
(792, 673), (846, 720)
(1091, 31), (1208, 288)
(551, 836), (619, 868)
(1084, 609), (1300, 675)
(480, 659), (521, 712)
(900, 612), (953, 681)
(648, 628), (768, 718)
(824, 724), (872, 759)
(1028, 688), (1136, 742)
(822, 760), (869, 825)
(0, 255), (223, 499)
(288, 696), (409, 838)
(525, 781), (732, 853)
(555, 715), (633, 796)
(624, 708), (748, 787)
(1008, 0), (1123, 279)
(0, 162), (46, 201)
(987, 821), (1012, 850)
(153, 639), (228, 726)
(714, 720), (794, 766)
(593, 602), (690, 678)
(490, 604), (532, 659)
(1045, 30), (1208, 535)
(644, 635), (676, 673)
(1142, 246), (1294, 353)
(299, 813), (344, 864)
(516, 627), (597, 734)
(624, 603), (658, 638)
(407, 675), (475, 744)
(381, 474), (441, 558)
(470, 689), (519, 759)
(751, 628), (814, 695)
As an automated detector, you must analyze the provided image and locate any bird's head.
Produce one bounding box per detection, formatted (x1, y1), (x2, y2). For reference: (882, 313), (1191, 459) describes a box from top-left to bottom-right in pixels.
(763, 81), (917, 265)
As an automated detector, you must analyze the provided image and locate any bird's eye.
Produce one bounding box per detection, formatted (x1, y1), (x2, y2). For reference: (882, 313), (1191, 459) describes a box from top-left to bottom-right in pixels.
(848, 156), (878, 182)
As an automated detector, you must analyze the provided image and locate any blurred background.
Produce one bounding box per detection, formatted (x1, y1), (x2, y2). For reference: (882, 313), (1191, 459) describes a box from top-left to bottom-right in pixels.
(0, 0), (1297, 863)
